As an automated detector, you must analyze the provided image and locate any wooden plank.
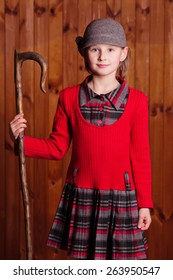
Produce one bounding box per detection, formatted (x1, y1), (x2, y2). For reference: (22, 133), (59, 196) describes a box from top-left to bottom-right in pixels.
(5, 0), (20, 259)
(135, 0), (150, 93)
(77, 0), (92, 83)
(63, 0), (78, 88)
(163, 0), (173, 260)
(47, 0), (63, 260)
(0, 0), (5, 260)
(121, 0), (136, 87)
(92, 0), (107, 19)
(19, 0), (35, 259)
(62, 0), (78, 226)
(147, 0), (164, 260)
(106, 0), (121, 21)
(34, 0), (49, 259)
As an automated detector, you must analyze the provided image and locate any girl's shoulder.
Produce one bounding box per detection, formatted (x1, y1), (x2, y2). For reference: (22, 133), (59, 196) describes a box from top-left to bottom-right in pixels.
(128, 87), (148, 107)
(128, 87), (149, 123)
(58, 84), (81, 113)
(129, 87), (147, 99)
(60, 84), (80, 97)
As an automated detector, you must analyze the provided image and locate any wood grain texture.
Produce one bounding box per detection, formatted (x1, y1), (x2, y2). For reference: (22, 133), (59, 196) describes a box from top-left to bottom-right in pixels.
(106, 0), (121, 21)
(163, 0), (173, 260)
(92, 0), (107, 19)
(33, 0), (49, 260)
(0, 0), (5, 260)
(147, 0), (164, 260)
(121, 0), (135, 87)
(4, 0), (20, 260)
(77, 0), (92, 83)
(63, 0), (78, 87)
(1, 0), (173, 260)
(135, 0), (150, 93)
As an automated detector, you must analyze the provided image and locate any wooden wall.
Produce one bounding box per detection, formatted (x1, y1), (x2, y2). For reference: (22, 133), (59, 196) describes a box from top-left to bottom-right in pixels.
(0, 0), (173, 260)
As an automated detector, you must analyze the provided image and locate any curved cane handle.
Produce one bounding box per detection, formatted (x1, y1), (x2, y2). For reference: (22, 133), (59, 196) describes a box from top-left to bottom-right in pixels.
(15, 49), (47, 93)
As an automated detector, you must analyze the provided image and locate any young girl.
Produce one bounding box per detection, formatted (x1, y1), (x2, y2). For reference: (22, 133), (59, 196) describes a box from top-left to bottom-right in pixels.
(10, 18), (153, 260)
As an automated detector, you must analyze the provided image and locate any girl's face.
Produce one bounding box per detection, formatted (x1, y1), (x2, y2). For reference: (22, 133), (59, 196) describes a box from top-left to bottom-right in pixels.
(85, 44), (128, 77)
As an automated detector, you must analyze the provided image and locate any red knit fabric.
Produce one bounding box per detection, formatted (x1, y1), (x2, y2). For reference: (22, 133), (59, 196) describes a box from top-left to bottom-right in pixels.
(24, 82), (153, 208)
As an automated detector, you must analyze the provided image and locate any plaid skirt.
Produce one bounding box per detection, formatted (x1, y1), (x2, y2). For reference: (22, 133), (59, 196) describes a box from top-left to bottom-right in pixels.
(47, 183), (148, 260)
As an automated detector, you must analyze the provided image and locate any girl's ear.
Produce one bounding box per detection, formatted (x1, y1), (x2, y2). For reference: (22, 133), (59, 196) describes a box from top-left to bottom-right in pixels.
(120, 47), (128, 62)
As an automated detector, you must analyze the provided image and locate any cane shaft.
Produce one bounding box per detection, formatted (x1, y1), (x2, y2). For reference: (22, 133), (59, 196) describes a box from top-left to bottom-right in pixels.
(18, 137), (33, 260)
(14, 49), (47, 260)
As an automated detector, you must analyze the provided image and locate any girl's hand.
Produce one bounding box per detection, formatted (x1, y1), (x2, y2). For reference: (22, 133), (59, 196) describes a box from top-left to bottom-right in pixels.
(9, 113), (27, 141)
(138, 208), (152, 230)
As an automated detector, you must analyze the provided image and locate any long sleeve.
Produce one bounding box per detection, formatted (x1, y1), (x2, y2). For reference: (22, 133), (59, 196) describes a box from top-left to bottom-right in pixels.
(130, 93), (153, 208)
(24, 91), (72, 160)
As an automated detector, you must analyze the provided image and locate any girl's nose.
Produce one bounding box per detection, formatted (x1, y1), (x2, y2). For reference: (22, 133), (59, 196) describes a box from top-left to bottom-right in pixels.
(98, 50), (106, 60)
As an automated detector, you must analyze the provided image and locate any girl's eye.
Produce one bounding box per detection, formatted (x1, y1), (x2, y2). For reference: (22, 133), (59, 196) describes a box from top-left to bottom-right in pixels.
(90, 48), (98, 52)
(108, 48), (115, 52)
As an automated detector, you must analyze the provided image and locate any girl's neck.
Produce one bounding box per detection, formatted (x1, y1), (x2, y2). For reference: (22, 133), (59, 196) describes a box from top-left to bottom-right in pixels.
(87, 75), (120, 95)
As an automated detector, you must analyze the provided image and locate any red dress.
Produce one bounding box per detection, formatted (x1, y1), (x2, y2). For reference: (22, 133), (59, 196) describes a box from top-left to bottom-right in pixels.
(24, 77), (153, 259)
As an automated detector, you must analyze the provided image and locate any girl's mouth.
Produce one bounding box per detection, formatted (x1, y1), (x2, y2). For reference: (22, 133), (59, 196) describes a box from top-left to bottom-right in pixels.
(97, 64), (109, 68)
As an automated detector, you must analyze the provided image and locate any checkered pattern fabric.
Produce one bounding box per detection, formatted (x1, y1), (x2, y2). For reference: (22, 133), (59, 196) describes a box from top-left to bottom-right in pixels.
(47, 182), (148, 260)
(79, 77), (129, 126)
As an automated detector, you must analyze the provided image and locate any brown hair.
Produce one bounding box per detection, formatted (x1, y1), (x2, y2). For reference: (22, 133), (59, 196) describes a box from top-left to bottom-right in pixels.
(116, 48), (131, 78)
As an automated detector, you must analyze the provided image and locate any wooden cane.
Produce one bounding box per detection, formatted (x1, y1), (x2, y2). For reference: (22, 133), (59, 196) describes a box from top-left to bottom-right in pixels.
(14, 50), (47, 259)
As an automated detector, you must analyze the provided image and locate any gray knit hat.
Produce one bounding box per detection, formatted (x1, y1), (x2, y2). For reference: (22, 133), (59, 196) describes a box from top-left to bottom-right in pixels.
(76, 18), (127, 55)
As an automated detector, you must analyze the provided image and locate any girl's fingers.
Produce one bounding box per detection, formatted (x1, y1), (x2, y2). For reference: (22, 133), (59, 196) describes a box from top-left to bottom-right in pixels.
(10, 117), (27, 126)
(138, 208), (152, 231)
(11, 119), (27, 129)
(137, 217), (144, 229)
(140, 220), (150, 230)
(16, 127), (25, 135)
(10, 121), (27, 133)
(10, 113), (25, 124)
(10, 116), (27, 130)
(9, 114), (27, 141)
